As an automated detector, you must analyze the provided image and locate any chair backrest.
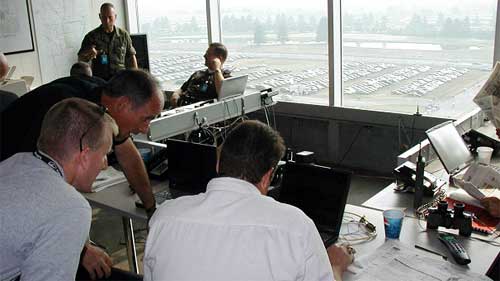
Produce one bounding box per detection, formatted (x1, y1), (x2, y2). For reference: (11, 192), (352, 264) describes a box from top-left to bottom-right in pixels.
(0, 90), (18, 112)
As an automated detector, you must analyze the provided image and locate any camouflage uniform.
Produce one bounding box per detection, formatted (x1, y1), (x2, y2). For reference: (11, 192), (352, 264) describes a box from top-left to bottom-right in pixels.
(78, 26), (136, 80)
(179, 69), (231, 105)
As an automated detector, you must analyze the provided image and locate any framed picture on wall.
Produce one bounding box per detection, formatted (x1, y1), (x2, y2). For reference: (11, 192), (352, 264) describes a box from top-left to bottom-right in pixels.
(0, 0), (35, 55)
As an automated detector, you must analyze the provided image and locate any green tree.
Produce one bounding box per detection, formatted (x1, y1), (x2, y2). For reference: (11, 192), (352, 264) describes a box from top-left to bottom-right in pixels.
(316, 16), (328, 42)
(254, 20), (266, 45)
(276, 14), (288, 43)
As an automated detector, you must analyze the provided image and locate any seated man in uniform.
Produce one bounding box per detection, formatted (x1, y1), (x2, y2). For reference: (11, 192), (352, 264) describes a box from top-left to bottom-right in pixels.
(170, 42), (231, 107)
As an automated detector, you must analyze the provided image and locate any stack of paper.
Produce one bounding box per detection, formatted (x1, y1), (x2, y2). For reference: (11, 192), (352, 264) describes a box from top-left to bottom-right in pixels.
(344, 241), (491, 281)
(92, 166), (127, 192)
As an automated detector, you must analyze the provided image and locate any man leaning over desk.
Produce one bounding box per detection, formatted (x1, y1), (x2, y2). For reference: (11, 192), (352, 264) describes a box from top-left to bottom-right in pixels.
(1, 69), (163, 280)
(144, 120), (353, 281)
(78, 3), (137, 81)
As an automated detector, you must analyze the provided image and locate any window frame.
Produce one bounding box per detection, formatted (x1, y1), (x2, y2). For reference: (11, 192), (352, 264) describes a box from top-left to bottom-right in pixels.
(127, 0), (500, 116)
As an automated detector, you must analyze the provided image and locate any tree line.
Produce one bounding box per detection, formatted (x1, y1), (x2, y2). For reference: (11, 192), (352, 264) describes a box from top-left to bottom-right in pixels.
(140, 12), (494, 44)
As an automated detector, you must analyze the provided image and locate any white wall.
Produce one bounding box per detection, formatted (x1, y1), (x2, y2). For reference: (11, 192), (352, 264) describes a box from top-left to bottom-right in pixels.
(5, 0), (126, 89)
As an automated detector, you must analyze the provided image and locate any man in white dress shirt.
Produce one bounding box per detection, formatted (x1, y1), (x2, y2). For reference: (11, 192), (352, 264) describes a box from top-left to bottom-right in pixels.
(144, 120), (353, 281)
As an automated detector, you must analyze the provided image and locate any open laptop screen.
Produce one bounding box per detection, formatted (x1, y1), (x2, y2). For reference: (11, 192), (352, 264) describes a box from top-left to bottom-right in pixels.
(278, 162), (352, 241)
(167, 139), (217, 194)
(426, 121), (473, 175)
(218, 75), (248, 101)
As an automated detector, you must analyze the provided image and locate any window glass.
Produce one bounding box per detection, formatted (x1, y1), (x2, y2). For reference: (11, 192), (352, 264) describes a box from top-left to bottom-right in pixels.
(220, 0), (329, 105)
(138, 1), (208, 90)
(343, 0), (497, 117)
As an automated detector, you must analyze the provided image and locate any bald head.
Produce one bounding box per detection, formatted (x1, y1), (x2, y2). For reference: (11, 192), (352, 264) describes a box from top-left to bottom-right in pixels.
(0, 53), (9, 80)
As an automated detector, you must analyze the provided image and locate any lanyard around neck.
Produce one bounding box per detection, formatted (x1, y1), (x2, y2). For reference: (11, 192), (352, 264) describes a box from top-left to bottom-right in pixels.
(33, 150), (64, 178)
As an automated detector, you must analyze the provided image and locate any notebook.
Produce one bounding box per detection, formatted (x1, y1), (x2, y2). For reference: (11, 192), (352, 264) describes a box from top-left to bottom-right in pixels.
(278, 162), (352, 247)
(218, 75), (248, 101)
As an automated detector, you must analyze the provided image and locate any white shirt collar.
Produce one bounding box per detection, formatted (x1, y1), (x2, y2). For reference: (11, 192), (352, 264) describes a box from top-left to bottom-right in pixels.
(206, 177), (261, 196)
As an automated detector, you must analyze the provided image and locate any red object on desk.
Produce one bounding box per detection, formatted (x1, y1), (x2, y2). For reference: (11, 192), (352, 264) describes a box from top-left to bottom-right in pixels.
(445, 197), (499, 234)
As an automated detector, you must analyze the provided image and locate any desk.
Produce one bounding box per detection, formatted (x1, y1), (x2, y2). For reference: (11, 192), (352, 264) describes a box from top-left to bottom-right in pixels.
(83, 181), (157, 273)
(85, 182), (499, 276)
(362, 159), (449, 216)
(345, 205), (499, 275)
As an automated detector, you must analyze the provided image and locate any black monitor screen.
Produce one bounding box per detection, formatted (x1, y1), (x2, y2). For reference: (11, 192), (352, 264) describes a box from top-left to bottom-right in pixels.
(167, 139), (217, 194)
(130, 34), (150, 71)
(279, 162), (351, 233)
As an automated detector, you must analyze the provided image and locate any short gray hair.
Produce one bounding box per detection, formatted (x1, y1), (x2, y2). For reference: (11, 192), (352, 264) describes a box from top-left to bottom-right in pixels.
(37, 98), (118, 162)
(70, 62), (92, 77)
(104, 69), (161, 109)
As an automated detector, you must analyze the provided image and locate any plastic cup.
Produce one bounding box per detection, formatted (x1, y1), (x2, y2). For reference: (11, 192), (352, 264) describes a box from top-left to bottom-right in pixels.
(477, 146), (493, 165)
(138, 148), (152, 162)
(383, 209), (404, 239)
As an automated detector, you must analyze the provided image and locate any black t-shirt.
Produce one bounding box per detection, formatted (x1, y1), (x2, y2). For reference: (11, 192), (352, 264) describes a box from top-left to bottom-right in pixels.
(0, 75), (105, 161)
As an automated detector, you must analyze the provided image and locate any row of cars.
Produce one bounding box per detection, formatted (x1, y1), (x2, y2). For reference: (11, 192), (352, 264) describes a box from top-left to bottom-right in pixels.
(391, 67), (469, 97)
(150, 53), (469, 99)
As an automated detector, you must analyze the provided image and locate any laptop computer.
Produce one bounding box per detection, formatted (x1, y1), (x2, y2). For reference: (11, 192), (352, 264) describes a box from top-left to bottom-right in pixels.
(218, 75), (248, 101)
(278, 162), (352, 247)
(166, 138), (218, 196)
(426, 121), (474, 176)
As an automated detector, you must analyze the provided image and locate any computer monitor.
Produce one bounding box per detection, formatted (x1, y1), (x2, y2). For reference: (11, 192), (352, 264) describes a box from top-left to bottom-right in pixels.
(130, 34), (150, 71)
(278, 162), (352, 245)
(426, 121), (473, 175)
(166, 139), (217, 194)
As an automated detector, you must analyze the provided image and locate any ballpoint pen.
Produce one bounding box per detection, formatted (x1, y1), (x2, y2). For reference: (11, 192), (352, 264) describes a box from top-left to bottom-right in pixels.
(414, 244), (448, 260)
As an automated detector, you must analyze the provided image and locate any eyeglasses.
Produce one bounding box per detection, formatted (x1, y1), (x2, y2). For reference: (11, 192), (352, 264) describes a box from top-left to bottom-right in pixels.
(79, 105), (108, 152)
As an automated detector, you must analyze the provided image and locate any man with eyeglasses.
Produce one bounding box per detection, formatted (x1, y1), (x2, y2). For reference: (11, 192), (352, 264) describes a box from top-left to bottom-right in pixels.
(0, 98), (118, 281)
(0, 69), (163, 280)
(144, 120), (353, 281)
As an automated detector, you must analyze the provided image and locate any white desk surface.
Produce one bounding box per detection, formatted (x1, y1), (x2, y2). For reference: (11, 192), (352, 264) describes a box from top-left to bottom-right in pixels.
(83, 182), (499, 275)
(346, 204), (499, 275)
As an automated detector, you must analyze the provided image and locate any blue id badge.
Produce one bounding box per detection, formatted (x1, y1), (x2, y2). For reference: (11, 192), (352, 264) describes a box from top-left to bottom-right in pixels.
(100, 54), (108, 65)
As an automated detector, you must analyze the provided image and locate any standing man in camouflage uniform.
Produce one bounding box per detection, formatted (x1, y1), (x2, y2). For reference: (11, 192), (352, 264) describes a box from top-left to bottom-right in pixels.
(78, 3), (137, 80)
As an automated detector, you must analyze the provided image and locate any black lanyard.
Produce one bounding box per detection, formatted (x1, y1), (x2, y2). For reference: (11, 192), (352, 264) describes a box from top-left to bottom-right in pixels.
(33, 150), (64, 178)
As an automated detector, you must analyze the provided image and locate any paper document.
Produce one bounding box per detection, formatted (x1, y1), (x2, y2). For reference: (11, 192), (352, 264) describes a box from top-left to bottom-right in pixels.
(92, 166), (127, 192)
(344, 241), (490, 281)
(474, 61), (500, 127)
(454, 163), (500, 200)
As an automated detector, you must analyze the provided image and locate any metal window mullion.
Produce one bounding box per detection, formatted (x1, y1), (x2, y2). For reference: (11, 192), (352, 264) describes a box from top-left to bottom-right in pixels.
(207, 0), (222, 44)
(493, 0), (500, 66)
(328, 0), (342, 107)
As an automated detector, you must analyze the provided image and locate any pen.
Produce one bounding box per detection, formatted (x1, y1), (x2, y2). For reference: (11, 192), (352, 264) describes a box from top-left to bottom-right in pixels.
(414, 244), (448, 260)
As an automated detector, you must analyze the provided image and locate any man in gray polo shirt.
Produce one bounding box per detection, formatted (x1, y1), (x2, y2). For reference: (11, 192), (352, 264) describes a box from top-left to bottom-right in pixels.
(0, 98), (117, 281)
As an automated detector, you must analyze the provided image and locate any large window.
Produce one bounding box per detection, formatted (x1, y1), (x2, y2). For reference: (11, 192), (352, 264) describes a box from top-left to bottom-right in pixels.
(134, 1), (498, 118)
(137, 0), (208, 90)
(342, 0), (497, 117)
(220, 0), (329, 105)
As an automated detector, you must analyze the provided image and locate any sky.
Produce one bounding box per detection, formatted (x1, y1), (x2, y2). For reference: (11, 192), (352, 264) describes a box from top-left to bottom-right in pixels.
(137, 0), (497, 21)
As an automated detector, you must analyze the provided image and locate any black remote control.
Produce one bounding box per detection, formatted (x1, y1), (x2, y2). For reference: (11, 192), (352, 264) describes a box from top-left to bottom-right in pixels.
(438, 233), (471, 265)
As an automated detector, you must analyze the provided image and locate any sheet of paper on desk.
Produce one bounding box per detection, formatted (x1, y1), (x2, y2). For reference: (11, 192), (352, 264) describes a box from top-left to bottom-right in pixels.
(92, 166), (127, 192)
(344, 241), (490, 281)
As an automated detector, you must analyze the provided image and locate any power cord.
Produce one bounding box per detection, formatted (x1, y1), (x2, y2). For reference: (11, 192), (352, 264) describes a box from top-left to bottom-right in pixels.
(339, 211), (377, 244)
